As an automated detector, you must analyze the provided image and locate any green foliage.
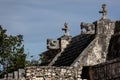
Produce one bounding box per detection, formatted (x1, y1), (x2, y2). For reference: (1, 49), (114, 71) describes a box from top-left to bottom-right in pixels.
(0, 26), (26, 73)
(26, 59), (39, 66)
(39, 51), (51, 63)
(39, 50), (59, 65)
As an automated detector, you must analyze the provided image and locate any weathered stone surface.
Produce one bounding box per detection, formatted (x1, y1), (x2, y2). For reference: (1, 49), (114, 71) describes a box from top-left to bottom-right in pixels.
(81, 22), (95, 34)
(8, 73), (13, 79)
(89, 58), (120, 80)
(26, 66), (82, 80)
(52, 34), (95, 66)
(72, 19), (115, 67)
(14, 71), (18, 79)
(18, 69), (25, 78)
(47, 39), (60, 50)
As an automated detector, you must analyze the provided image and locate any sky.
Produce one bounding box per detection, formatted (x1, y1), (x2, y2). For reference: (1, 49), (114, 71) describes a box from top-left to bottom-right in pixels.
(0, 0), (120, 60)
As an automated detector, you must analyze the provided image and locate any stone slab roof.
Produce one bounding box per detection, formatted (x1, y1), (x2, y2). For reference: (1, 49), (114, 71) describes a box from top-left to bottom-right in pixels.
(52, 34), (95, 66)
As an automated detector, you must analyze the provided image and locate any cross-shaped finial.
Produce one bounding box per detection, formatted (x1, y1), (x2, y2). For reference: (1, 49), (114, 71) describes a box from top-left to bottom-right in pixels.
(99, 4), (107, 19)
(62, 22), (69, 36)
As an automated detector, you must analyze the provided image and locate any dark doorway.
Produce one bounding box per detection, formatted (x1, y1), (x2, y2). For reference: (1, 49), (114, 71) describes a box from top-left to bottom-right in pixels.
(81, 66), (90, 80)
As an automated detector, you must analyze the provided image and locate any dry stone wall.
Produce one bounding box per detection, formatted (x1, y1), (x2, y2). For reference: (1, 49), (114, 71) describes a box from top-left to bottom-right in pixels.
(26, 66), (83, 80)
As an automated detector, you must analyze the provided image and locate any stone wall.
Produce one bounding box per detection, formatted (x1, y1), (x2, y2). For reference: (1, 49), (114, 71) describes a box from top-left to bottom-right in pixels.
(89, 58), (120, 80)
(26, 66), (83, 80)
(0, 69), (25, 80)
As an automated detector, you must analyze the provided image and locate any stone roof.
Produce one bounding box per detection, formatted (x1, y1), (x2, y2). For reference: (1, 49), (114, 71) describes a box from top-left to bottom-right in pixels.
(40, 34), (95, 66)
(40, 49), (60, 66)
(40, 4), (119, 67)
(52, 34), (95, 66)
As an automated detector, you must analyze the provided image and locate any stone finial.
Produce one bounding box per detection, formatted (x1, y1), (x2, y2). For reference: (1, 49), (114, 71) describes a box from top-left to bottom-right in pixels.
(99, 4), (107, 19)
(62, 22), (70, 36)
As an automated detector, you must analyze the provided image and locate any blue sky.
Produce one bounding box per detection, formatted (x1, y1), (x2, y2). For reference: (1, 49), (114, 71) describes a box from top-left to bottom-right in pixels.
(0, 0), (120, 60)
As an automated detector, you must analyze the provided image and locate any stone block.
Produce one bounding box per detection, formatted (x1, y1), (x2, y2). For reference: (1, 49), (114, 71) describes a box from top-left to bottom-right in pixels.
(8, 73), (13, 79)
(18, 69), (25, 78)
(14, 71), (18, 79)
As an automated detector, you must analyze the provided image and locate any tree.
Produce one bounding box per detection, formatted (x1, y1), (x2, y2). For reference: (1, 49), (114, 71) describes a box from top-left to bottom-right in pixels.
(0, 26), (26, 73)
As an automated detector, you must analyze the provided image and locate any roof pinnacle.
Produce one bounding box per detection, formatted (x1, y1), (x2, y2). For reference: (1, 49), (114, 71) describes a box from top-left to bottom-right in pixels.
(62, 22), (70, 36)
(99, 4), (108, 19)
